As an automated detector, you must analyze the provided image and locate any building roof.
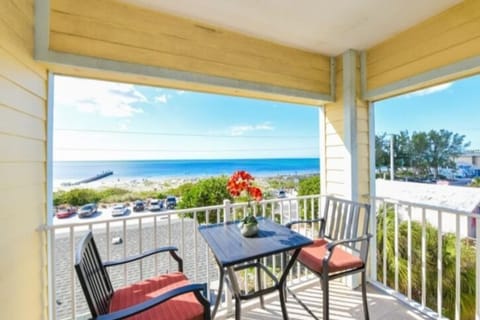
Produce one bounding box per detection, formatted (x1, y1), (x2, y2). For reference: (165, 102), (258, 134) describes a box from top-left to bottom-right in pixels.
(376, 179), (480, 212)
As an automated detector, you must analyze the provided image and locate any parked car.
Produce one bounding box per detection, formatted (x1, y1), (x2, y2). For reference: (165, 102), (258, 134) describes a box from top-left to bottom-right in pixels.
(78, 203), (97, 218)
(277, 190), (287, 198)
(165, 196), (177, 210)
(133, 200), (145, 212)
(148, 199), (163, 211)
(111, 204), (128, 217)
(56, 206), (77, 219)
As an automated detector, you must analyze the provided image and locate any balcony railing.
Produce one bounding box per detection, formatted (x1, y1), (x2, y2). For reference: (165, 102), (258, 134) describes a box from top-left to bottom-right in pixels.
(370, 196), (480, 320)
(44, 194), (480, 320)
(45, 194), (322, 320)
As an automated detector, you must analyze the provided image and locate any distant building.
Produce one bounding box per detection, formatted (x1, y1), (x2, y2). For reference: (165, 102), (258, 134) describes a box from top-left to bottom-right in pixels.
(376, 179), (480, 238)
(456, 151), (480, 167)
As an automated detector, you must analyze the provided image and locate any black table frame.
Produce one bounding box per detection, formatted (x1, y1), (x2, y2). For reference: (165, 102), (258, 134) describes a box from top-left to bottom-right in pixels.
(198, 217), (313, 320)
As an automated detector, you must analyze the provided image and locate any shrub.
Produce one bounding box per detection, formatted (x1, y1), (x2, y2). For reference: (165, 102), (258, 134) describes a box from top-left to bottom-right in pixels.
(178, 176), (232, 224)
(377, 208), (475, 319)
(54, 188), (101, 206)
(297, 175), (321, 219)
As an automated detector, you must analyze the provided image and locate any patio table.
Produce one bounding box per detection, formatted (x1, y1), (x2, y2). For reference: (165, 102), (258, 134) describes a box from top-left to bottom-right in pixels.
(198, 217), (313, 320)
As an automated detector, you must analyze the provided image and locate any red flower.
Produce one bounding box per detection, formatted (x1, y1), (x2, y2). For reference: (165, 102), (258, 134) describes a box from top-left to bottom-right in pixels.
(227, 170), (263, 202)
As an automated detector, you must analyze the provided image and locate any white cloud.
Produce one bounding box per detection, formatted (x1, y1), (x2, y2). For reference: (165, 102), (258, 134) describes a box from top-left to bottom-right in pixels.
(405, 82), (453, 97)
(54, 76), (145, 117)
(230, 122), (274, 136)
(155, 94), (168, 104)
(176, 90), (186, 95)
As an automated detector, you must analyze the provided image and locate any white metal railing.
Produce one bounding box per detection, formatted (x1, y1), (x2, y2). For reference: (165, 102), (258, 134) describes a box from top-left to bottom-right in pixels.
(46, 194), (479, 319)
(44, 194), (322, 320)
(370, 196), (479, 320)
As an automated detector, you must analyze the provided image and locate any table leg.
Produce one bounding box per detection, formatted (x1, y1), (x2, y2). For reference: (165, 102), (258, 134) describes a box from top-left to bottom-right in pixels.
(256, 259), (265, 308)
(281, 252), (288, 303)
(226, 267), (242, 320)
(278, 249), (301, 320)
(211, 266), (225, 319)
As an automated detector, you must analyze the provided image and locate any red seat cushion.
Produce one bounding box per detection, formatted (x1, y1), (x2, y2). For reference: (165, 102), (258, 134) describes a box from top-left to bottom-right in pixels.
(110, 272), (204, 320)
(297, 238), (364, 274)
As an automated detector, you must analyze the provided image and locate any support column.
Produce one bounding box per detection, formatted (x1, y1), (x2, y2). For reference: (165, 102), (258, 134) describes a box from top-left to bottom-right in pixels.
(343, 50), (359, 201)
(322, 50), (372, 289)
(322, 50), (370, 202)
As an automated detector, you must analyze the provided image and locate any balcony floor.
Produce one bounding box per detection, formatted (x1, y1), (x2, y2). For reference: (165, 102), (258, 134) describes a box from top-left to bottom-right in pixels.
(222, 281), (432, 320)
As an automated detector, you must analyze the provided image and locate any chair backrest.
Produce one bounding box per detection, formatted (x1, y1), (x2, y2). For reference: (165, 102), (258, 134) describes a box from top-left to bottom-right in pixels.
(75, 232), (114, 317)
(320, 196), (371, 261)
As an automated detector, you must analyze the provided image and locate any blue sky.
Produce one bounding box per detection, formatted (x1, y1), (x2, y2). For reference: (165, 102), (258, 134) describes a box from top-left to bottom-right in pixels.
(53, 74), (480, 161)
(375, 74), (480, 149)
(53, 75), (320, 161)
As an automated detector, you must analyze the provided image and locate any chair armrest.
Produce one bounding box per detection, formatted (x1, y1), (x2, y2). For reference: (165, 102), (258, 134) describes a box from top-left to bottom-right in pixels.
(323, 234), (372, 266)
(326, 234), (372, 251)
(95, 283), (210, 320)
(103, 246), (182, 271)
(286, 218), (325, 229)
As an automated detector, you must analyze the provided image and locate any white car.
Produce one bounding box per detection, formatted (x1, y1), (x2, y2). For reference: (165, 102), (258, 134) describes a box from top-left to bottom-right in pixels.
(148, 199), (163, 211)
(111, 204), (128, 217)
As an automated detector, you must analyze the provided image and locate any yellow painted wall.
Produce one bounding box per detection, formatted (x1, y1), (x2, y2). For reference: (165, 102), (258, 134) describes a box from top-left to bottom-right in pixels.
(49, 0), (331, 97)
(324, 56), (346, 196)
(367, 0), (480, 93)
(0, 0), (48, 319)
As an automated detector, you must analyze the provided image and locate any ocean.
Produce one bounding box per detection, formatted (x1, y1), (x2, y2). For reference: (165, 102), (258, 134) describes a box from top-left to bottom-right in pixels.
(53, 158), (320, 183)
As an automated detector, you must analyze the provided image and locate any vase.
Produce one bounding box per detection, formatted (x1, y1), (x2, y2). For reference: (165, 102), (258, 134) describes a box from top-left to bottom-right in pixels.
(240, 222), (259, 237)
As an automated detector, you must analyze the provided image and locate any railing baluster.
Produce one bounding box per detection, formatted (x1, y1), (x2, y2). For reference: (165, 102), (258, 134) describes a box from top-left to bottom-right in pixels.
(421, 208), (426, 308)
(181, 213), (185, 270)
(394, 203), (399, 292)
(70, 227), (76, 319)
(455, 213), (461, 320)
(123, 219), (127, 285)
(407, 205), (412, 299)
(49, 229), (57, 319)
(476, 216), (480, 320)
(154, 215), (158, 276)
(383, 202), (387, 286)
(194, 211), (198, 281)
(205, 210), (210, 302)
(279, 201), (284, 224)
(437, 210), (443, 318)
(168, 214), (172, 272)
(139, 218), (143, 280)
(106, 222), (110, 260)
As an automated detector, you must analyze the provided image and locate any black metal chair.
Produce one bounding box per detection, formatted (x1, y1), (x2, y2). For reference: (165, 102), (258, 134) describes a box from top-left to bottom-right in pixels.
(75, 231), (211, 320)
(286, 196), (372, 320)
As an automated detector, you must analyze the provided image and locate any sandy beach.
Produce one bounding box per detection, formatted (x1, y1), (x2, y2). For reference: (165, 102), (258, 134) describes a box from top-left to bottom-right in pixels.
(53, 173), (305, 195)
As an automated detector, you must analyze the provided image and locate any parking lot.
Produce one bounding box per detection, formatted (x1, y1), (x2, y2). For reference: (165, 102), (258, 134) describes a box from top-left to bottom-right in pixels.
(53, 204), (178, 226)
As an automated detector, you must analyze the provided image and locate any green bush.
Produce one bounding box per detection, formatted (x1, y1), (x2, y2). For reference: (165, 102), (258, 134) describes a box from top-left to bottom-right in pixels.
(177, 176), (233, 224)
(54, 188), (101, 206)
(470, 177), (480, 187)
(165, 182), (195, 197)
(53, 187), (166, 207)
(297, 175), (321, 219)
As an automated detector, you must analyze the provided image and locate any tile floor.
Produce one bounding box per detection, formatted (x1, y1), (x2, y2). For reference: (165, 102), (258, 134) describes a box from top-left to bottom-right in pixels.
(222, 281), (435, 320)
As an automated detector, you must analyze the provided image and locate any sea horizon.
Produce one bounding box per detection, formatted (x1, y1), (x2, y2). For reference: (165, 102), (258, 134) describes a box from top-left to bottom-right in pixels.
(53, 157), (320, 184)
